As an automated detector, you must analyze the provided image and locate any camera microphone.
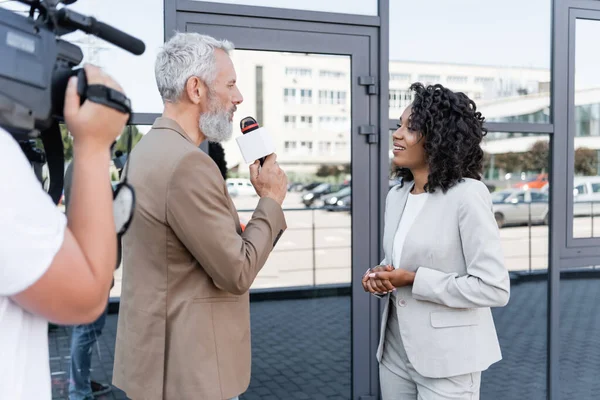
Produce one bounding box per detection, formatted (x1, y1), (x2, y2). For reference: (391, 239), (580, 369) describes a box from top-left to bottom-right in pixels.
(236, 116), (275, 167)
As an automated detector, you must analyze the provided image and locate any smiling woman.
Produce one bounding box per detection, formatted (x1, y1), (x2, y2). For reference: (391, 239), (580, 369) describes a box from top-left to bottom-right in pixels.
(367, 82), (509, 400)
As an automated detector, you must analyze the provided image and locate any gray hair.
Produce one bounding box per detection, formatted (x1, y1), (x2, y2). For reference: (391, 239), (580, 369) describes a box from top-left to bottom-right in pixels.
(155, 32), (234, 103)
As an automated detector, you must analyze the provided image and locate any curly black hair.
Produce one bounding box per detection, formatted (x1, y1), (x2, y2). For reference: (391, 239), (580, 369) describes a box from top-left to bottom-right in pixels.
(395, 82), (487, 193)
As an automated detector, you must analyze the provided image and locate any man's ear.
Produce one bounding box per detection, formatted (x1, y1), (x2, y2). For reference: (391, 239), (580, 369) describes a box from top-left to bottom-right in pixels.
(185, 76), (207, 105)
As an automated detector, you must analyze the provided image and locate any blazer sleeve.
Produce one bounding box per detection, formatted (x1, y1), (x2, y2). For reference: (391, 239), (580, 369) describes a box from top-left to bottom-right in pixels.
(166, 151), (287, 295)
(371, 186), (395, 299)
(411, 182), (510, 308)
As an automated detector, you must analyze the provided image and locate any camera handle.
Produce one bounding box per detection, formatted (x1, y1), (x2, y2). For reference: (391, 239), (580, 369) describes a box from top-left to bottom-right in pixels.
(40, 120), (64, 204)
(41, 68), (133, 205)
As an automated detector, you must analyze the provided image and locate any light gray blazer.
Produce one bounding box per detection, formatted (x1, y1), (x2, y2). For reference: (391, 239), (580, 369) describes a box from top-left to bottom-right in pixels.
(375, 178), (510, 378)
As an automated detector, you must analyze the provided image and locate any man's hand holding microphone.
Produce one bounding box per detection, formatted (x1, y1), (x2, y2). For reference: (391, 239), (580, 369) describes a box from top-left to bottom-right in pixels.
(249, 154), (288, 206)
(238, 116), (288, 206)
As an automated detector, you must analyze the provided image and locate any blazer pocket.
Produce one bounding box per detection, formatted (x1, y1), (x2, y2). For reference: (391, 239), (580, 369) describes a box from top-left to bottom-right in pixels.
(193, 296), (239, 303)
(430, 309), (479, 328)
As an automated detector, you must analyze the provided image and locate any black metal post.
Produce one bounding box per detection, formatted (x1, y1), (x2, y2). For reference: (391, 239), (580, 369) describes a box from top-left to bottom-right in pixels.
(312, 208), (316, 286)
(529, 202), (533, 273)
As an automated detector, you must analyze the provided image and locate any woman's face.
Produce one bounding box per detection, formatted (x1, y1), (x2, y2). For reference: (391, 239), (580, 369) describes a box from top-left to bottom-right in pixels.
(391, 105), (427, 169)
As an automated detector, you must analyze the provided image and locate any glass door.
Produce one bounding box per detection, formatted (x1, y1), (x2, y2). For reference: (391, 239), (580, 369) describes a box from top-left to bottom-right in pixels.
(175, 6), (381, 399)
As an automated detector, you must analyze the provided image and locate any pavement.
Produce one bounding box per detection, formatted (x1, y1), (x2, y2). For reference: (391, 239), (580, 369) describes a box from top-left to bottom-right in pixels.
(50, 278), (600, 400)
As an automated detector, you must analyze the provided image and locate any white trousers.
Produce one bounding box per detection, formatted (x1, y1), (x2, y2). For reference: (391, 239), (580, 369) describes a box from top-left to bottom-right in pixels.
(380, 362), (481, 400)
(380, 297), (481, 400)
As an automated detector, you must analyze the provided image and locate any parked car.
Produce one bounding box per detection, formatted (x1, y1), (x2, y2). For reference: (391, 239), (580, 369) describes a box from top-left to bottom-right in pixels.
(302, 183), (346, 207)
(323, 187), (352, 210)
(226, 178), (257, 197)
(287, 181), (322, 193)
(573, 176), (600, 216)
(513, 173), (548, 190)
(492, 188), (549, 228)
(539, 176), (600, 216)
(335, 194), (351, 211)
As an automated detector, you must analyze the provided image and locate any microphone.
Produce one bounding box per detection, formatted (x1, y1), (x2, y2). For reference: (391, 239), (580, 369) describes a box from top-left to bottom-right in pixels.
(240, 117), (266, 166)
(236, 116), (275, 166)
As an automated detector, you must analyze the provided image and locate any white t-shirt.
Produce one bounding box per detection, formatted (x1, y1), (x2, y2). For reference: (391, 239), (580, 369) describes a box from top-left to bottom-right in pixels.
(391, 192), (428, 269)
(0, 127), (67, 399)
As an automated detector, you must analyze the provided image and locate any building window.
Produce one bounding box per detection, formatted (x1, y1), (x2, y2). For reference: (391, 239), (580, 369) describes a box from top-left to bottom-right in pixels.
(286, 67), (312, 77)
(318, 141), (332, 154)
(299, 116), (313, 128)
(284, 141), (297, 153)
(389, 90), (413, 110)
(319, 70), (346, 78)
(418, 74), (441, 83)
(299, 141), (313, 154)
(284, 88), (296, 103)
(319, 90), (347, 105)
(319, 90), (327, 104)
(447, 75), (468, 84)
(300, 89), (312, 104)
(334, 141), (347, 153)
(319, 116), (349, 131)
(390, 73), (411, 81)
(284, 115), (297, 128)
(475, 77), (495, 84)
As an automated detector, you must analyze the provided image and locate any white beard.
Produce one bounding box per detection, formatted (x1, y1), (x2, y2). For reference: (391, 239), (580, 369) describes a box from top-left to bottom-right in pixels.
(199, 97), (233, 143)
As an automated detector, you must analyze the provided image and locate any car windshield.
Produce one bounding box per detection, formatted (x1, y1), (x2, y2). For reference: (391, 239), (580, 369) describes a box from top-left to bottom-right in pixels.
(334, 187), (351, 197)
(491, 191), (513, 203)
(313, 183), (329, 191)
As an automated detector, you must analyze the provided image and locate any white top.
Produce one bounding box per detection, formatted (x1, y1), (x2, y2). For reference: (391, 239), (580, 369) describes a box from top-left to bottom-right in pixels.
(391, 192), (428, 269)
(0, 127), (67, 400)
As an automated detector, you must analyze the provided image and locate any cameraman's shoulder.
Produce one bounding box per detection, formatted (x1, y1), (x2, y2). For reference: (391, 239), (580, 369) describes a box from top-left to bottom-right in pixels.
(0, 128), (35, 175)
(0, 127), (20, 153)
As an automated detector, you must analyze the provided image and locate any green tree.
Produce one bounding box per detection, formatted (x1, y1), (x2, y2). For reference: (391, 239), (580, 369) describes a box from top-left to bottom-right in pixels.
(316, 164), (342, 178)
(574, 147), (598, 176)
(60, 124), (73, 162)
(115, 126), (143, 154)
(495, 152), (525, 173)
(523, 140), (549, 173)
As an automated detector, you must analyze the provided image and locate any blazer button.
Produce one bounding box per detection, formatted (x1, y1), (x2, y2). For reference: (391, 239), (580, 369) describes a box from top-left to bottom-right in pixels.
(398, 298), (407, 307)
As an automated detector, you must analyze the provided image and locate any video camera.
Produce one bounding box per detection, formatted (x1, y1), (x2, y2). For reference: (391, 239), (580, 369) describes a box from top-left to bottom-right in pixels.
(0, 0), (144, 204)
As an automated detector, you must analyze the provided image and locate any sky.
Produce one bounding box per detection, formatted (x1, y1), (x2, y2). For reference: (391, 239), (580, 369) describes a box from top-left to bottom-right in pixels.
(2, 0), (598, 115)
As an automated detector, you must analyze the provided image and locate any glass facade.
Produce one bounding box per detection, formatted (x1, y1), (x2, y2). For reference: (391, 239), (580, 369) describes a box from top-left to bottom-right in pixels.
(388, 0), (551, 121)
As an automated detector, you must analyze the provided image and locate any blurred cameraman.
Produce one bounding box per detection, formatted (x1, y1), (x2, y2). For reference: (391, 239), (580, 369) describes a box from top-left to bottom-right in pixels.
(0, 64), (129, 399)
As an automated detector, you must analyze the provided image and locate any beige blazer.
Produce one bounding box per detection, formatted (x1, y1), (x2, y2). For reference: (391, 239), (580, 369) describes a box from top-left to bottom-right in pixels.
(112, 118), (286, 400)
(375, 178), (510, 378)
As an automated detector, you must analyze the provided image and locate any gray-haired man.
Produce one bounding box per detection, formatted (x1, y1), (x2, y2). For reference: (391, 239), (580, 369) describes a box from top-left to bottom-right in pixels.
(112, 33), (287, 400)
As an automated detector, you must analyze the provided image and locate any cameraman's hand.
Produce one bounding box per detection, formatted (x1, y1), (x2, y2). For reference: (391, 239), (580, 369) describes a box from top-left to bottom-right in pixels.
(249, 154), (288, 206)
(64, 64), (129, 151)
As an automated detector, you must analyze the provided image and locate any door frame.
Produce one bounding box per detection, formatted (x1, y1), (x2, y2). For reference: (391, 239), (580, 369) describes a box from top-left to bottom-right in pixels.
(166, 2), (386, 398)
(556, 2), (600, 262)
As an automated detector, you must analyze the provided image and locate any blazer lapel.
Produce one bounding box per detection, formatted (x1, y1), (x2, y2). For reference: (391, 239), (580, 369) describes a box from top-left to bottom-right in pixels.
(383, 187), (410, 263)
